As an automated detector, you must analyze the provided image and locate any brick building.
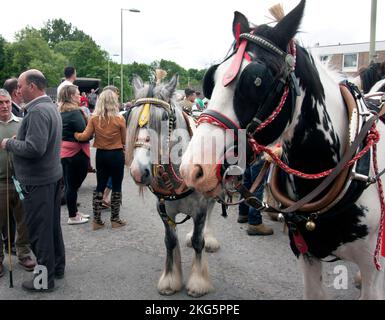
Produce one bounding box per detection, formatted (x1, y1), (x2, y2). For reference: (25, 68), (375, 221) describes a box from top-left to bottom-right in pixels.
(310, 40), (385, 77)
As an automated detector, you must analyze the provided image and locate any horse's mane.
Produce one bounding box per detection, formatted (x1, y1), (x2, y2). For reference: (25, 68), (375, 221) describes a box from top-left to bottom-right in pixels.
(359, 61), (385, 94)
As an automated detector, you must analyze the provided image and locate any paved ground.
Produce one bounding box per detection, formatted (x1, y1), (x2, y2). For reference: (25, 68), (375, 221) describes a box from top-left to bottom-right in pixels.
(0, 158), (361, 300)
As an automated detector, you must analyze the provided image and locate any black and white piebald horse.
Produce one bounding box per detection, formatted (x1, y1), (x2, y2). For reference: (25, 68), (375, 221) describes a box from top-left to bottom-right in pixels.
(180, 0), (385, 299)
(125, 74), (219, 297)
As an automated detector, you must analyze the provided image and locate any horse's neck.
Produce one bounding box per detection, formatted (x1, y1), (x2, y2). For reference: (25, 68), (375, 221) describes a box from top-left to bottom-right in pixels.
(280, 68), (348, 196)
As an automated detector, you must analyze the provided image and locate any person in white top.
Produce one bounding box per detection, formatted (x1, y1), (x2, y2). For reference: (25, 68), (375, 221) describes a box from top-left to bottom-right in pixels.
(57, 66), (77, 100)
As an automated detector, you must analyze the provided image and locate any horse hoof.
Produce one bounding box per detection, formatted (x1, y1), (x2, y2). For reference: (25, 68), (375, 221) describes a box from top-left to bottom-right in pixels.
(205, 242), (220, 253)
(204, 236), (220, 252)
(158, 288), (178, 296)
(186, 285), (213, 298)
(186, 279), (214, 298)
(187, 289), (207, 298)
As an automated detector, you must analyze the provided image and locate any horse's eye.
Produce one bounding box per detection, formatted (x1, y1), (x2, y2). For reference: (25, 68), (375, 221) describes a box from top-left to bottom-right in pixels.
(203, 64), (219, 99)
(237, 62), (273, 102)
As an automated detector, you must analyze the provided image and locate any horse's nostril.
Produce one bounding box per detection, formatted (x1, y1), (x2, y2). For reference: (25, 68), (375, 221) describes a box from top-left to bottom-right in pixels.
(194, 165), (204, 180)
(143, 168), (150, 178)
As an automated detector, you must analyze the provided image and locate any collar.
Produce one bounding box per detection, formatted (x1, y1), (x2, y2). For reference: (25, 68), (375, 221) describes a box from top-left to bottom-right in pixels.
(0, 112), (20, 124)
(24, 94), (49, 112)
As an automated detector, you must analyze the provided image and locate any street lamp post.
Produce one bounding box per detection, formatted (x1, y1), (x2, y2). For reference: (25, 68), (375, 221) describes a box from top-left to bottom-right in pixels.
(108, 54), (119, 86)
(121, 8), (141, 106)
(369, 0), (377, 63)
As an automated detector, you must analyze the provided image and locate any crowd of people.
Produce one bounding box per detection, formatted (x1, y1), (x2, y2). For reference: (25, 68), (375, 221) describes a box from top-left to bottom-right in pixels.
(0, 65), (270, 293)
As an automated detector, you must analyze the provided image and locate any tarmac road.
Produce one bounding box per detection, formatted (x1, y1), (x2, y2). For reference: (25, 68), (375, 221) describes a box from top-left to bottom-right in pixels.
(0, 159), (361, 300)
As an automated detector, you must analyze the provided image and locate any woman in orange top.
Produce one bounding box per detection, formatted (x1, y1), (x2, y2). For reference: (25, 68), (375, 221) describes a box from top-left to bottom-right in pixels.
(75, 89), (126, 230)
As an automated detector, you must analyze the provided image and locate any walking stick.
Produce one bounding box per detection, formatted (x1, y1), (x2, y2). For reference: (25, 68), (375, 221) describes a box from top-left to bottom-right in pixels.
(6, 151), (13, 288)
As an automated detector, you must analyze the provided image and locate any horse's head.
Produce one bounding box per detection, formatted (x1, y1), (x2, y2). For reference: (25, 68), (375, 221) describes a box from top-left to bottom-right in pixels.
(180, 0), (306, 197)
(126, 74), (179, 186)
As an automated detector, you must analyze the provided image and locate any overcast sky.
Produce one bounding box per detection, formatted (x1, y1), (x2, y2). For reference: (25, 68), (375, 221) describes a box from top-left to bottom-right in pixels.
(1, 0), (384, 70)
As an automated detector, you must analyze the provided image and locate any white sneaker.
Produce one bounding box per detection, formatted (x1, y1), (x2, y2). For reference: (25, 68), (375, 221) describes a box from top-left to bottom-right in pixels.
(78, 212), (91, 219)
(68, 215), (89, 225)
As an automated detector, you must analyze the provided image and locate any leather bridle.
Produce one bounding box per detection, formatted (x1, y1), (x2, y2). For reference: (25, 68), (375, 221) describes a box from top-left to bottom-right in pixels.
(197, 32), (300, 186)
(133, 98), (193, 199)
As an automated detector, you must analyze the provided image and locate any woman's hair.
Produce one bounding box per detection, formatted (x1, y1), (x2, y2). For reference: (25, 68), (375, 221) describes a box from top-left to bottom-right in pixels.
(93, 89), (120, 122)
(58, 85), (80, 112)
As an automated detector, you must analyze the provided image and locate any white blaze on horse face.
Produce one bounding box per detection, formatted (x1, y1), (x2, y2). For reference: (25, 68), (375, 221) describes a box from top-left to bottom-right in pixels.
(180, 58), (248, 195)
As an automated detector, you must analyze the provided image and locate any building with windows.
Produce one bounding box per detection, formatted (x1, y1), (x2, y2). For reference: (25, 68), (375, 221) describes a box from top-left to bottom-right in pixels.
(310, 41), (385, 76)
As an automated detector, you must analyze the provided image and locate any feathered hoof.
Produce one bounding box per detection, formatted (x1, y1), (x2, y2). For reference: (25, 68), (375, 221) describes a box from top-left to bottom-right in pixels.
(157, 272), (182, 296)
(204, 236), (220, 253)
(186, 275), (214, 298)
(158, 287), (179, 296)
(186, 282), (214, 298)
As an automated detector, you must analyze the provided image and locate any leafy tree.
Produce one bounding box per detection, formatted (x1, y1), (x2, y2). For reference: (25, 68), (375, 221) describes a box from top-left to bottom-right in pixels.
(8, 27), (67, 85)
(41, 19), (92, 48)
(0, 35), (6, 83)
(2, 19), (207, 98)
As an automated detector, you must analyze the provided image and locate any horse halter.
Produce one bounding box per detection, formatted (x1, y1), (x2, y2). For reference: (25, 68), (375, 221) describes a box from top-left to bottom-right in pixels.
(133, 97), (186, 195)
(198, 31), (300, 185)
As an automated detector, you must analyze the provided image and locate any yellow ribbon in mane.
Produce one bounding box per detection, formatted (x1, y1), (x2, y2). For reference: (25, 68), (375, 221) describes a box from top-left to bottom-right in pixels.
(139, 103), (151, 127)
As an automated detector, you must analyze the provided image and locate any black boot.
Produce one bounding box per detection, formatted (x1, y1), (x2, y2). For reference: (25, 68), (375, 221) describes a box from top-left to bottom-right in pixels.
(110, 192), (126, 228)
(92, 191), (104, 230)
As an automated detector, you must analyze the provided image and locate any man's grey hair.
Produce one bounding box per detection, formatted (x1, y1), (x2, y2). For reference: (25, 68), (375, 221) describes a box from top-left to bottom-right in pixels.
(0, 88), (11, 99)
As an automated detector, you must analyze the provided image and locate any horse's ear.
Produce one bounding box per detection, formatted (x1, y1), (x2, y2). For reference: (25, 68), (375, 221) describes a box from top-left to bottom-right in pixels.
(273, 0), (305, 48)
(232, 11), (250, 39)
(165, 74), (179, 95)
(132, 74), (144, 94)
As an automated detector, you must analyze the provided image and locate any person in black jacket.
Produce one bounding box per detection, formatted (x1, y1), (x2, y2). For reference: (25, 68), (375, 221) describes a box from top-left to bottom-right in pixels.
(3, 78), (24, 117)
(58, 85), (91, 225)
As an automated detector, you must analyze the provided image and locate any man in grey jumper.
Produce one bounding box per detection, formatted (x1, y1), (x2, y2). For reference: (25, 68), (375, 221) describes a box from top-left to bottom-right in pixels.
(0, 69), (65, 292)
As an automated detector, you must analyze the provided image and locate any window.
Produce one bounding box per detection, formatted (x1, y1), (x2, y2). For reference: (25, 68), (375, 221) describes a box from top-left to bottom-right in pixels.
(343, 53), (358, 72)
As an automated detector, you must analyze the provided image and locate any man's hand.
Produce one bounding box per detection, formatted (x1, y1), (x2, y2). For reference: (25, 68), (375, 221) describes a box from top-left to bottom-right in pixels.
(0, 138), (9, 150)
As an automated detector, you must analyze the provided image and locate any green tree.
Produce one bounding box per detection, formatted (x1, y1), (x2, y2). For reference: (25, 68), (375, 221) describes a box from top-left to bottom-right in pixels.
(8, 27), (67, 86)
(41, 19), (92, 48)
(158, 59), (188, 87)
(54, 39), (108, 84)
(0, 35), (6, 83)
